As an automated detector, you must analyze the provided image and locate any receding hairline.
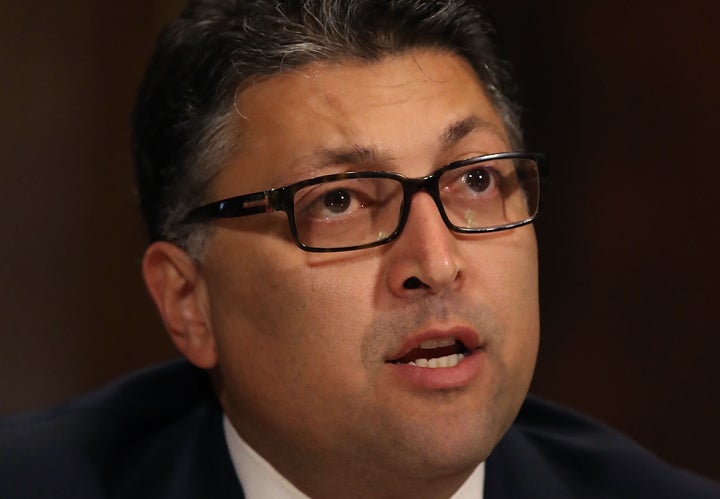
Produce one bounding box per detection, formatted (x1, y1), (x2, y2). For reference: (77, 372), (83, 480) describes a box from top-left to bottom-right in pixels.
(133, 1), (523, 252)
(207, 50), (515, 189)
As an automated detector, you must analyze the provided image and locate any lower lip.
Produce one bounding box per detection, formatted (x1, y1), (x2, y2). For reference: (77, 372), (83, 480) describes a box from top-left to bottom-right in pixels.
(386, 349), (485, 390)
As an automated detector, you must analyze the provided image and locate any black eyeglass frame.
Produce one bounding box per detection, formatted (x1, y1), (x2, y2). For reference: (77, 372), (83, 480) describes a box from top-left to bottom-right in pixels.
(185, 151), (546, 252)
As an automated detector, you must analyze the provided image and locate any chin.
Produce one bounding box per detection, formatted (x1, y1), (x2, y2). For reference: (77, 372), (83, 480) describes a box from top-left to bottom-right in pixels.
(360, 406), (506, 480)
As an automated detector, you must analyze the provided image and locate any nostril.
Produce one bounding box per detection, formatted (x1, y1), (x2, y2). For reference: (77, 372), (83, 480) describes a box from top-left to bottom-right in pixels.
(403, 276), (429, 290)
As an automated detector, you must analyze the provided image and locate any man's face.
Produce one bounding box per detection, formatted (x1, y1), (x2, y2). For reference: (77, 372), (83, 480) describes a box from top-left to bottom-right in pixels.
(199, 50), (539, 486)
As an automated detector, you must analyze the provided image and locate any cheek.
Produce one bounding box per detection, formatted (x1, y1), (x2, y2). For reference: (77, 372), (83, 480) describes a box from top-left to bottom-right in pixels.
(489, 228), (538, 311)
(480, 231), (539, 365)
(206, 244), (386, 441)
(206, 240), (379, 369)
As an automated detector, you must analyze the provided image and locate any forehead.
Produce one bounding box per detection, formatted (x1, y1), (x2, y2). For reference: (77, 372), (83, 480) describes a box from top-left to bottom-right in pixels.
(215, 50), (509, 196)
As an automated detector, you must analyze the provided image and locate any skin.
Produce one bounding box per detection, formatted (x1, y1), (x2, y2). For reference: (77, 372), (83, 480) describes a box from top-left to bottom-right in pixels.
(144, 49), (539, 499)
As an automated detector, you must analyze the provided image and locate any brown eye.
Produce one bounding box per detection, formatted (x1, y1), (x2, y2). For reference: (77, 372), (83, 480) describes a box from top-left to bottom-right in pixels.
(463, 168), (492, 192)
(323, 189), (352, 213)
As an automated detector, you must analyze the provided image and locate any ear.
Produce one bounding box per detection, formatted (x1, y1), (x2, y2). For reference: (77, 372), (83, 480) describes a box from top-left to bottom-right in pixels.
(142, 242), (218, 369)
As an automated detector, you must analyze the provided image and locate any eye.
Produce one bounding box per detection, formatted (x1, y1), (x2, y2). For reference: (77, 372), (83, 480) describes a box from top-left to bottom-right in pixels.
(323, 189), (352, 213)
(440, 163), (502, 202)
(462, 167), (494, 193)
(295, 182), (370, 221)
(294, 177), (399, 223)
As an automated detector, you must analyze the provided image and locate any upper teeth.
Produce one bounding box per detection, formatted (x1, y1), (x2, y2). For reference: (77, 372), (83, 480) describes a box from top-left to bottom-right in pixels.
(419, 338), (456, 349)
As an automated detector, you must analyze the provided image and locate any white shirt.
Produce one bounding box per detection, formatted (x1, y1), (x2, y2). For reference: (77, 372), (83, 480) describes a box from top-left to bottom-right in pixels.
(223, 415), (485, 499)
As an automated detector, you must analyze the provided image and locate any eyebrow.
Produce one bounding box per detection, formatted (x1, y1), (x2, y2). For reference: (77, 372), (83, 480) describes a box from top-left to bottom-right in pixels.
(296, 115), (505, 177)
(310, 145), (393, 170)
(440, 116), (505, 150)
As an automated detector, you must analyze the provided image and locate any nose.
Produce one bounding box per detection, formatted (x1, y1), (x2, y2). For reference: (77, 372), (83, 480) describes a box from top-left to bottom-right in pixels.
(385, 191), (463, 297)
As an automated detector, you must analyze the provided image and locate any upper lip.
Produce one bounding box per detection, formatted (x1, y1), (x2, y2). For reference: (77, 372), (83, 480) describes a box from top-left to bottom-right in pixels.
(385, 325), (484, 363)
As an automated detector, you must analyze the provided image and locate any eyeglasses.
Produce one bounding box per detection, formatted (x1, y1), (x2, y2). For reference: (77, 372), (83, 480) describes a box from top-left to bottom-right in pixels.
(186, 152), (544, 252)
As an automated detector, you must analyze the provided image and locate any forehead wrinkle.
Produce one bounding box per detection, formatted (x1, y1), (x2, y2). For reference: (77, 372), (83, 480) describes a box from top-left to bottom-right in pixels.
(283, 145), (396, 181)
(283, 115), (506, 183)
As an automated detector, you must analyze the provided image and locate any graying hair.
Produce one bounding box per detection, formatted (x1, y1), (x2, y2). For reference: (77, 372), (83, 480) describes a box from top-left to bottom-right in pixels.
(133, 0), (523, 258)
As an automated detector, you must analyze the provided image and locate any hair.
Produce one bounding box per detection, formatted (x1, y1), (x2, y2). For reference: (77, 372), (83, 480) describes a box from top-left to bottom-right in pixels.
(133, 0), (523, 257)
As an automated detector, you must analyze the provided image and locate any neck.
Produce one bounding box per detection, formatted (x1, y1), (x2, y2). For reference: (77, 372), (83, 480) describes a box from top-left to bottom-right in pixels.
(289, 461), (474, 499)
(224, 413), (479, 499)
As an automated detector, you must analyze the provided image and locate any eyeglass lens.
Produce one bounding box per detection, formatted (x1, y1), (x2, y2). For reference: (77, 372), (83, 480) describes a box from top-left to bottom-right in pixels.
(292, 157), (539, 250)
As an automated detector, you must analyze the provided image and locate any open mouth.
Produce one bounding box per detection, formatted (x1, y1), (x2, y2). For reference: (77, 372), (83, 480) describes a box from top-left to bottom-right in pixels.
(388, 338), (471, 369)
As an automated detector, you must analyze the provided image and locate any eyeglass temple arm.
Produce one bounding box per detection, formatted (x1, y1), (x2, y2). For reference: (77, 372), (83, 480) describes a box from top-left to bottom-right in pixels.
(186, 190), (276, 221)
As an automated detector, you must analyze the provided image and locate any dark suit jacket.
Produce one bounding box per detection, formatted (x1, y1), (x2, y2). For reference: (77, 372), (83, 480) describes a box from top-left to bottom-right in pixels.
(1, 360), (718, 498)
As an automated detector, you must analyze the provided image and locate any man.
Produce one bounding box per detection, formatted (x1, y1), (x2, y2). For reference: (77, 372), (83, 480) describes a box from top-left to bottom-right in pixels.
(1, 1), (718, 498)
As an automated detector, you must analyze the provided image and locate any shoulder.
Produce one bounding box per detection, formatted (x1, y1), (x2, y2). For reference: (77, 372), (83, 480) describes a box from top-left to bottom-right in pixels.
(486, 395), (720, 499)
(0, 360), (240, 499)
(0, 359), (213, 449)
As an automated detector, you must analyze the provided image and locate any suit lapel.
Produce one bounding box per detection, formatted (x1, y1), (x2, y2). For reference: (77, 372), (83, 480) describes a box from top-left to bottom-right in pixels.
(484, 425), (572, 499)
(111, 364), (245, 499)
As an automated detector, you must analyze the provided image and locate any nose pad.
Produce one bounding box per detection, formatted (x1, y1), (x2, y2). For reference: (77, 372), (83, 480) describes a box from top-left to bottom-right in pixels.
(386, 193), (463, 297)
